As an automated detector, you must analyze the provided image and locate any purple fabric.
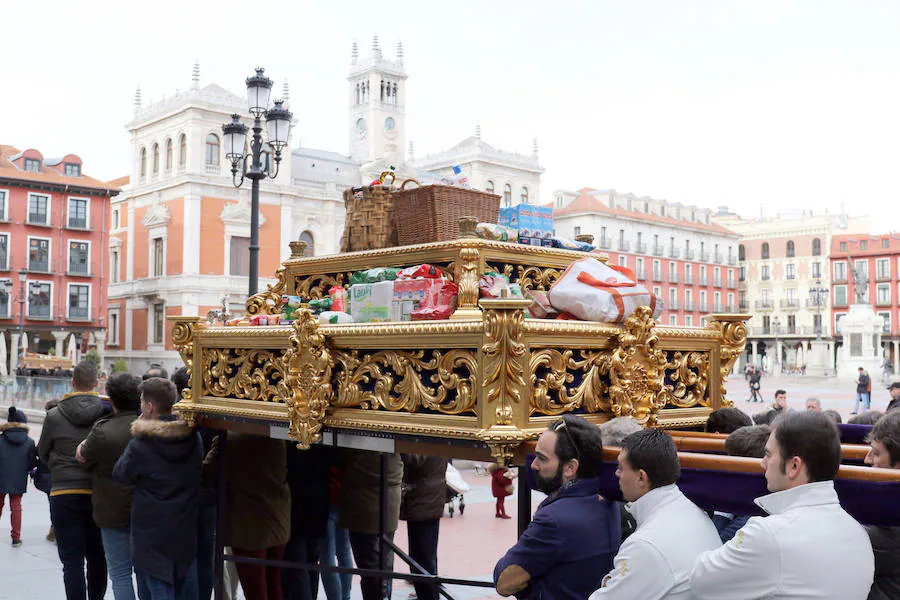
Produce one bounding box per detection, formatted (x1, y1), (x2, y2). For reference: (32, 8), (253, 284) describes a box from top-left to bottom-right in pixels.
(838, 423), (872, 444)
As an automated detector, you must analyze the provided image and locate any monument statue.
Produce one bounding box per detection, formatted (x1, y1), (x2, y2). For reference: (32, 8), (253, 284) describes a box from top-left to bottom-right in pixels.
(849, 261), (868, 304)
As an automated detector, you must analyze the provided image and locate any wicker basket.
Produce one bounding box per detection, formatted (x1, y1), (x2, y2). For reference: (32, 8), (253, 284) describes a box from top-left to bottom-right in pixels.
(340, 186), (399, 252)
(393, 182), (502, 245)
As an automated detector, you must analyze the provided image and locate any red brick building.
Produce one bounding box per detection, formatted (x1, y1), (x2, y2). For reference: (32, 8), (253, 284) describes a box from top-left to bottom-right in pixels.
(831, 233), (900, 367)
(0, 145), (119, 374)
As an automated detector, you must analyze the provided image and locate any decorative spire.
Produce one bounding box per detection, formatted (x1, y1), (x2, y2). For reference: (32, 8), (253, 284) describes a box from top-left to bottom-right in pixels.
(192, 60), (200, 89)
(532, 137), (539, 157)
(351, 39), (358, 64)
(372, 34), (382, 60)
(408, 140), (415, 161)
(397, 40), (404, 63)
(134, 86), (142, 112)
(475, 123), (481, 139)
(282, 80), (290, 108)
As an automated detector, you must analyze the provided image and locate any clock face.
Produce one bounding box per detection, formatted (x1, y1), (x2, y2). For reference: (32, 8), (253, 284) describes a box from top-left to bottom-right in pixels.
(355, 118), (367, 137)
(384, 117), (395, 131)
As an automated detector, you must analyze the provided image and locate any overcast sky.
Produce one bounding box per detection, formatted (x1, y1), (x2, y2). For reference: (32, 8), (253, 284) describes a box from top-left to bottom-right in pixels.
(3, 1), (899, 229)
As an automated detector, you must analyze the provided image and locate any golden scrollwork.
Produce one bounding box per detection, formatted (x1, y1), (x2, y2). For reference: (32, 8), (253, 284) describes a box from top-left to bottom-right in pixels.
(169, 317), (202, 401)
(278, 310), (334, 449)
(530, 349), (613, 415)
(452, 245), (481, 319)
(663, 351), (711, 408)
(481, 298), (532, 426)
(608, 306), (668, 425)
(246, 267), (287, 315)
(201, 348), (286, 403)
(331, 348), (478, 414)
(294, 272), (350, 300)
(476, 427), (529, 467)
(486, 262), (564, 292)
(707, 316), (750, 407)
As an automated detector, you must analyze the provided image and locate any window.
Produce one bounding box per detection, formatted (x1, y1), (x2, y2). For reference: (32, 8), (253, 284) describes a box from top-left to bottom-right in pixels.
(28, 193), (49, 225)
(0, 278), (9, 317)
(727, 292), (734, 307)
(786, 288), (797, 302)
(520, 186), (529, 204)
(785, 263), (796, 279)
(140, 147), (147, 177)
(110, 250), (119, 283)
(855, 259), (868, 278)
(152, 238), (164, 277)
(812, 261), (822, 279)
(840, 241), (848, 252)
(860, 240), (868, 251)
(618, 255), (626, 267)
(108, 311), (119, 345)
(112, 209), (120, 230)
(786, 240), (795, 258)
(669, 315), (677, 326)
(0, 190), (6, 220)
(64, 163), (80, 176)
(761, 242), (769, 259)
(205, 134), (220, 165)
(24, 158), (40, 172)
(152, 303), (165, 344)
(486, 180), (494, 194)
(0, 233), (7, 270)
(883, 238), (891, 250)
(574, 226), (581, 236)
(685, 289), (693, 304)
(835, 313), (845, 333)
(834, 261), (847, 281)
(152, 143), (160, 173)
(685, 315), (693, 327)
(68, 241), (90, 274)
(165, 139), (173, 170)
(685, 264), (693, 279)
(28, 238), (50, 271)
(229, 236), (250, 276)
(68, 197), (89, 229)
(876, 258), (890, 280)
(299, 231), (315, 256)
(877, 283), (891, 305)
(879, 312), (892, 335)
(812, 238), (821, 256)
(761, 265), (770, 280)
(179, 134), (187, 166)
(834, 285), (848, 306)
(27, 281), (52, 318)
(761, 288), (771, 304)
(669, 288), (676, 306)
(740, 266), (746, 281)
(68, 284), (90, 319)
(727, 269), (735, 286)
(503, 183), (512, 206)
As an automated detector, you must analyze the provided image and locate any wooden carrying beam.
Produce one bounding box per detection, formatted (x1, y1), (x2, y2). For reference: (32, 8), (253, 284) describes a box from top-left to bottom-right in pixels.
(666, 432), (871, 462)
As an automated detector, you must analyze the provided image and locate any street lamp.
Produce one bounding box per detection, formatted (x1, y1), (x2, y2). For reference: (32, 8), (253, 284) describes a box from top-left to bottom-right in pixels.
(773, 316), (781, 372)
(809, 278), (829, 340)
(222, 67), (293, 297)
(16, 268), (26, 371)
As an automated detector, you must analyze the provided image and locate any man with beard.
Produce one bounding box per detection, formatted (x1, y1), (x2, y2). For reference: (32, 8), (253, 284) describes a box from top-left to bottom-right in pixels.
(493, 415), (620, 600)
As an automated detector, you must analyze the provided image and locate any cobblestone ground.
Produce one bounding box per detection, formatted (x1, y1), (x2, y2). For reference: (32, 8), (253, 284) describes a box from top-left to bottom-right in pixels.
(1, 374), (890, 599)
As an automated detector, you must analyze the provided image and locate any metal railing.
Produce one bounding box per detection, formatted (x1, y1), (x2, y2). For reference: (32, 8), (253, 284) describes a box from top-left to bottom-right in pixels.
(728, 256), (738, 266)
(636, 243), (647, 253)
(669, 273), (680, 283)
(652, 245), (665, 256)
(617, 241), (630, 252)
(598, 237), (611, 249)
(876, 271), (892, 282)
(635, 269), (647, 280)
(755, 300), (773, 309)
(684, 302), (696, 311)
(780, 299), (800, 309)
(700, 251), (711, 262)
(684, 275), (695, 285)
(669, 301), (681, 310)
(834, 299), (849, 308)
(653, 271), (663, 282)
(699, 302), (709, 312)
(669, 248), (681, 259)
(699, 276), (709, 286)
(713, 277), (723, 287)
(713, 253), (723, 264)
(834, 274), (848, 283)
(806, 298), (827, 308)
(685, 250), (696, 260)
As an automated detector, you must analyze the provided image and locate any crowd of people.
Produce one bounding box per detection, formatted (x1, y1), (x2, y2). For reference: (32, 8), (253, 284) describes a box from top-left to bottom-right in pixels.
(494, 394), (900, 600)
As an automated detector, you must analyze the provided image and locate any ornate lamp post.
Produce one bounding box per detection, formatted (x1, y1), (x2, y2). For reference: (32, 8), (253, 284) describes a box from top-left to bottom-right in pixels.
(222, 68), (293, 296)
(809, 279), (829, 340)
(773, 316), (781, 372)
(16, 269), (26, 370)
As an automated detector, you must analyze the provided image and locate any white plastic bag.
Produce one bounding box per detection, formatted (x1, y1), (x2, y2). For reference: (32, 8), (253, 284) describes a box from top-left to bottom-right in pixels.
(548, 257), (663, 323)
(445, 463), (470, 494)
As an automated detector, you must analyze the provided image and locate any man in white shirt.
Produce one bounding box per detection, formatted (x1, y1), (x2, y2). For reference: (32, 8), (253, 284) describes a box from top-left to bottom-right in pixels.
(690, 410), (874, 599)
(590, 429), (720, 599)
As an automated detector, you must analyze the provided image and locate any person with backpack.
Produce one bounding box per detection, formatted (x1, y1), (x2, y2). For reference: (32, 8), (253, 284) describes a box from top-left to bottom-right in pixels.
(0, 407), (37, 547)
(854, 367), (872, 415)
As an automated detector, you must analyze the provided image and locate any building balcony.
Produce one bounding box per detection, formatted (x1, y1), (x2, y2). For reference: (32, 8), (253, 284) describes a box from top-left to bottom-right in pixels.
(739, 301), (750, 310)
(728, 256), (738, 266)
(786, 273), (797, 280)
(713, 303), (725, 312)
(652, 245), (665, 257)
(876, 297), (893, 307)
(669, 301), (681, 310)
(834, 298), (848, 308)
(699, 302), (709, 312)
(617, 241), (630, 252)
(636, 243), (648, 254)
(205, 164), (221, 175)
(685, 250), (696, 260)
(755, 300), (774, 310)
(834, 274), (848, 283)
(700, 251), (711, 262)
(713, 253), (723, 264)
(653, 271), (663, 282)
(669, 248), (681, 259)
(806, 298), (828, 308)
(684, 275), (695, 285)
(727, 279), (737, 289)
(684, 302), (696, 311)
(780, 299), (800, 310)
(713, 277), (723, 287)
(876, 271), (892, 282)
(761, 275), (771, 281)
(726, 304), (737, 313)
(669, 273), (680, 283)
(636, 269), (647, 280)
(598, 237), (611, 249)
(699, 276), (709, 286)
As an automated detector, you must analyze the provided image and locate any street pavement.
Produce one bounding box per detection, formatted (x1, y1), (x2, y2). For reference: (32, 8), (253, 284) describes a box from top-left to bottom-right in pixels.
(1, 373), (891, 599)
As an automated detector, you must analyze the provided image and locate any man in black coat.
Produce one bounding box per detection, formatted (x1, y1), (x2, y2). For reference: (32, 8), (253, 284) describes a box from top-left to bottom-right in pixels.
(114, 377), (203, 600)
(400, 454), (448, 600)
(864, 410), (900, 600)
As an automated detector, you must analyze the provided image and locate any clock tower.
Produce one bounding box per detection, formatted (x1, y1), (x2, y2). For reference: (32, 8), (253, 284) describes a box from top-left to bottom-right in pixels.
(348, 36), (407, 165)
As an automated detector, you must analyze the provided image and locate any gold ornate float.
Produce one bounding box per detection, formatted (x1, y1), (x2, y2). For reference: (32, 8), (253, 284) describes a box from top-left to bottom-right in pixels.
(170, 221), (750, 464)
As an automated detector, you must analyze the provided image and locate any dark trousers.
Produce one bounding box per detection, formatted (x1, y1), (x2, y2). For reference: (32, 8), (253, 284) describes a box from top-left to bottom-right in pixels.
(50, 493), (107, 600)
(282, 536), (320, 600)
(233, 544), (286, 600)
(349, 531), (395, 600)
(196, 502), (216, 600)
(407, 520), (440, 600)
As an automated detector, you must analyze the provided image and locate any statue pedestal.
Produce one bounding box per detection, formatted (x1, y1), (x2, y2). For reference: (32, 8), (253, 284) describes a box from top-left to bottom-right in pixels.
(807, 340), (833, 376)
(837, 304), (884, 379)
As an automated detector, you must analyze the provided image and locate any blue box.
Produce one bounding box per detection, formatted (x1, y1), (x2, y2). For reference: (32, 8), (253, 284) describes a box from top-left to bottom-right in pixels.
(505, 204), (534, 236)
(538, 207), (554, 238)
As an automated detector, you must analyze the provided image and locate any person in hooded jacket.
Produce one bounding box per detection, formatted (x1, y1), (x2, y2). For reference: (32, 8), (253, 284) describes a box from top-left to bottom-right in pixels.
(400, 454), (448, 600)
(38, 360), (110, 600)
(0, 406), (36, 547)
(114, 377), (203, 600)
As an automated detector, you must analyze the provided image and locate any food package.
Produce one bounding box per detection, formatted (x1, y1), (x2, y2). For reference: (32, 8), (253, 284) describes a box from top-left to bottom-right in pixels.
(526, 290), (559, 319)
(308, 297), (333, 314)
(411, 305), (454, 321)
(318, 311), (354, 325)
(349, 267), (401, 285)
(249, 314), (281, 326)
(551, 236), (595, 252)
(538, 207), (554, 238)
(547, 257), (663, 323)
(392, 278), (459, 321)
(501, 204), (538, 237)
(224, 318), (245, 327)
(281, 295), (304, 322)
(397, 264), (443, 280)
(349, 281), (395, 323)
(479, 273), (523, 299)
(328, 287), (347, 313)
(476, 222), (518, 242)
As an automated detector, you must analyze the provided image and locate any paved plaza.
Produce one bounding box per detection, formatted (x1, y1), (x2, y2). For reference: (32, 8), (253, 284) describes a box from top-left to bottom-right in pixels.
(1, 373), (891, 600)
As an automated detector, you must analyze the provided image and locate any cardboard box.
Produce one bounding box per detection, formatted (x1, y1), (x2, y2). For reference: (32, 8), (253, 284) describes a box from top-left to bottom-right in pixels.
(392, 278), (457, 321)
(349, 281), (395, 323)
(501, 204), (538, 236)
(538, 206), (554, 238)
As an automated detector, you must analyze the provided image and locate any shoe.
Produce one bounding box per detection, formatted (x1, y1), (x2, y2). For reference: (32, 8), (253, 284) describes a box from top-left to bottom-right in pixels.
(500, 514), (512, 519)
(495, 514), (503, 518)
(46, 528), (55, 543)
(12, 539), (22, 548)
(850, 412), (858, 415)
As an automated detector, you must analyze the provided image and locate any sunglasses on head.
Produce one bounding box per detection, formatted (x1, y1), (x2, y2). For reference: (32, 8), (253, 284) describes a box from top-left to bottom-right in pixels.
(552, 418), (581, 464)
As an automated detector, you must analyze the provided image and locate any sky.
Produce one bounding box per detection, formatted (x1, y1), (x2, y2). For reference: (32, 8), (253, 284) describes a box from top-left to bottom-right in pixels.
(2, 1), (899, 229)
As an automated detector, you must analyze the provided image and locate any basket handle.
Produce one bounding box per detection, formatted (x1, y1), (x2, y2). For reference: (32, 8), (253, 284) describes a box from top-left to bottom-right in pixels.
(400, 178), (421, 191)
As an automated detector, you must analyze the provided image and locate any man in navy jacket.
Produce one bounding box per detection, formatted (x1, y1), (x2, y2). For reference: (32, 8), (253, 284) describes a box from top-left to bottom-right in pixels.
(494, 415), (620, 600)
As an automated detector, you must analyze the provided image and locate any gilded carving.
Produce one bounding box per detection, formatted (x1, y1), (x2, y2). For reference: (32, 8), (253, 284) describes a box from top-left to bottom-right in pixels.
(169, 317), (201, 401)
(485, 262), (563, 292)
(530, 349), (614, 415)
(295, 272), (349, 300)
(607, 306), (668, 425)
(453, 246), (481, 318)
(707, 317), (749, 407)
(331, 348), (478, 415)
(663, 351), (711, 408)
(278, 310), (334, 449)
(246, 266), (287, 315)
(481, 300), (531, 425)
(201, 348), (286, 403)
